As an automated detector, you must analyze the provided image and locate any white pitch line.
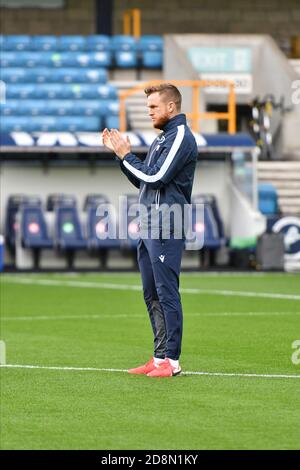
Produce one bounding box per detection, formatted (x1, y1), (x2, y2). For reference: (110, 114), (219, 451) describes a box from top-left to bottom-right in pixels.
(1, 311), (299, 322)
(2, 277), (300, 301)
(0, 363), (299, 380)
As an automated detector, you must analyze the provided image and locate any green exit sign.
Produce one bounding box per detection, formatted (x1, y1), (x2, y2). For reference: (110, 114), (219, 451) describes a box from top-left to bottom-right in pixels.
(188, 47), (252, 73)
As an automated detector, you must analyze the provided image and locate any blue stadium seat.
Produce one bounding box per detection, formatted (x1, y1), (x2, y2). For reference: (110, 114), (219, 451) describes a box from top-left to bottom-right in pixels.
(258, 183), (279, 215)
(112, 35), (137, 68)
(31, 35), (58, 51)
(1, 116), (101, 132)
(69, 100), (108, 116)
(5, 194), (30, 254)
(21, 204), (53, 269)
(119, 194), (140, 249)
(18, 100), (49, 116)
(50, 51), (112, 68)
(0, 100), (23, 116)
(6, 83), (118, 100)
(5, 84), (36, 99)
(46, 100), (77, 115)
(191, 194), (226, 253)
(49, 68), (107, 83)
(1, 68), (52, 83)
(138, 35), (163, 52)
(20, 202), (49, 250)
(111, 35), (137, 51)
(86, 35), (111, 51)
(114, 51), (137, 68)
(84, 194), (120, 267)
(2, 35), (32, 51)
(1, 68), (27, 83)
(141, 51), (163, 68)
(105, 115), (119, 129)
(54, 203), (87, 268)
(58, 36), (86, 51)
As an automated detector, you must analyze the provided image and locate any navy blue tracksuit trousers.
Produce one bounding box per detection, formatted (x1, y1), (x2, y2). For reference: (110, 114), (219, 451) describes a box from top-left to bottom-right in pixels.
(137, 236), (185, 361)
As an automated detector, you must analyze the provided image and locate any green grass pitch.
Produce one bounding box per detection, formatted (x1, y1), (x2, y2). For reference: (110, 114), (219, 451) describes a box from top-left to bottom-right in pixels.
(0, 272), (299, 450)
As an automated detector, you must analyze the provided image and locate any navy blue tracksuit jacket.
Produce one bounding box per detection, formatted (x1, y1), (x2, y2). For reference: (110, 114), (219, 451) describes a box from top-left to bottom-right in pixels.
(120, 113), (198, 360)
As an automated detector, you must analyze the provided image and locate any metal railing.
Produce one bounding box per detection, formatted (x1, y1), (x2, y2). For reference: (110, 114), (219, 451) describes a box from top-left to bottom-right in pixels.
(119, 79), (236, 134)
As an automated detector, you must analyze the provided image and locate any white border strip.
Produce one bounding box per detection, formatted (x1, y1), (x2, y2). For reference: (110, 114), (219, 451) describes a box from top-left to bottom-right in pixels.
(1, 363), (299, 380)
(1, 311), (299, 322)
(2, 277), (300, 300)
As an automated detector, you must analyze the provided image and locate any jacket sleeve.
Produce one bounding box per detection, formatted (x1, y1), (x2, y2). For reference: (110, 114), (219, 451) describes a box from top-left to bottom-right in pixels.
(121, 125), (192, 189)
(119, 160), (140, 189)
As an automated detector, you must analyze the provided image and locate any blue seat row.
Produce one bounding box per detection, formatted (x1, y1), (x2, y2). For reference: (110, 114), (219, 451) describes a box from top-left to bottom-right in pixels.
(3, 83), (118, 99)
(1, 67), (108, 84)
(5, 192), (226, 269)
(1, 51), (112, 68)
(1, 116), (104, 132)
(5, 193), (137, 268)
(1, 99), (119, 117)
(0, 34), (163, 52)
(0, 49), (162, 69)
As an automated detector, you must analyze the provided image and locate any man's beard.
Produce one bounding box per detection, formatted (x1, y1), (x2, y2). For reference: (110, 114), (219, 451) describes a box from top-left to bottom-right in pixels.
(153, 113), (170, 130)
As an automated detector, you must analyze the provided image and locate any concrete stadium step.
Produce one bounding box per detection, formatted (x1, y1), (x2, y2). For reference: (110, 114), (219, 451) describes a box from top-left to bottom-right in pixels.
(258, 161), (300, 215)
(110, 79), (163, 132)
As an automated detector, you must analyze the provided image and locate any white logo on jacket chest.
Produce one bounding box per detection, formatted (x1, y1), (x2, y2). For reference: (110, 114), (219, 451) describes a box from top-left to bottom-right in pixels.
(159, 255), (165, 263)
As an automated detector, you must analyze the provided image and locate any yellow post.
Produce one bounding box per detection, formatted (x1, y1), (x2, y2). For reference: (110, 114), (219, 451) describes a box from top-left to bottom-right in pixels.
(119, 94), (126, 132)
(192, 84), (199, 133)
(132, 9), (141, 39)
(228, 82), (236, 134)
(123, 11), (130, 35)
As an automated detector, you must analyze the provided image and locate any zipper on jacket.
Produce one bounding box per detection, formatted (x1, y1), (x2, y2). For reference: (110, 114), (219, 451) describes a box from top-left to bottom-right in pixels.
(138, 143), (158, 205)
(155, 189), (160, 210)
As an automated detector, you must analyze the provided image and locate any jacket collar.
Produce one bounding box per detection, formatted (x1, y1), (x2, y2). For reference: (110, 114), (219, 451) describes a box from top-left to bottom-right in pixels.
(161, 113), (186, 133)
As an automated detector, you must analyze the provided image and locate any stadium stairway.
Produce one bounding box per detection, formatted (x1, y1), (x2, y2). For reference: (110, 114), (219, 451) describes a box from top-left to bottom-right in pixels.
(258, 161), (300, 215)
(111, 75), (163, 132)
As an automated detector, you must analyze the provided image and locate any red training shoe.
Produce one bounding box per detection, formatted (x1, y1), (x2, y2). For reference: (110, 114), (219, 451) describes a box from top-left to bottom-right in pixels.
(128, 358), (157, 375)
(147, 359), (181, 378)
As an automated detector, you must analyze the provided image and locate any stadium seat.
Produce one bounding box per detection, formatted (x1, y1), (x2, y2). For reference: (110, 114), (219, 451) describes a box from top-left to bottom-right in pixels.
(49, 68), (107, 83)
(58, 36), (86, 51)
(84, 194), (120, 267)
(1, 68), (52, 83)
(138, 35), (163, 52)
(114, 51), (137, 68)
(138, 35), (163, 68)
(86, 35), (111, 51)
(112, 35), (138, 68)
(5, 194), (30, 254)
(1, 116), (101, 132)
(0, 100), (24, 116)
(54, 202), (87, 268)
(20, 203), (53, 269)
(5, 84), (34, 99)
(120, 194), (140, 251)
(191, 194), (226, 266)
(258, 183), (279, 215)
(141, 51), (163, 68)
(50, 52), (112, 68)
(2, 35), (32, 51)
(105, 115), (119, 129)
(31, 35), (58, 51)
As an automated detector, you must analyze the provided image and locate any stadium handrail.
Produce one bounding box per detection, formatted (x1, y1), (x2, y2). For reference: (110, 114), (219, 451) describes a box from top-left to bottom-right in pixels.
(119, 79), (236, 134)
